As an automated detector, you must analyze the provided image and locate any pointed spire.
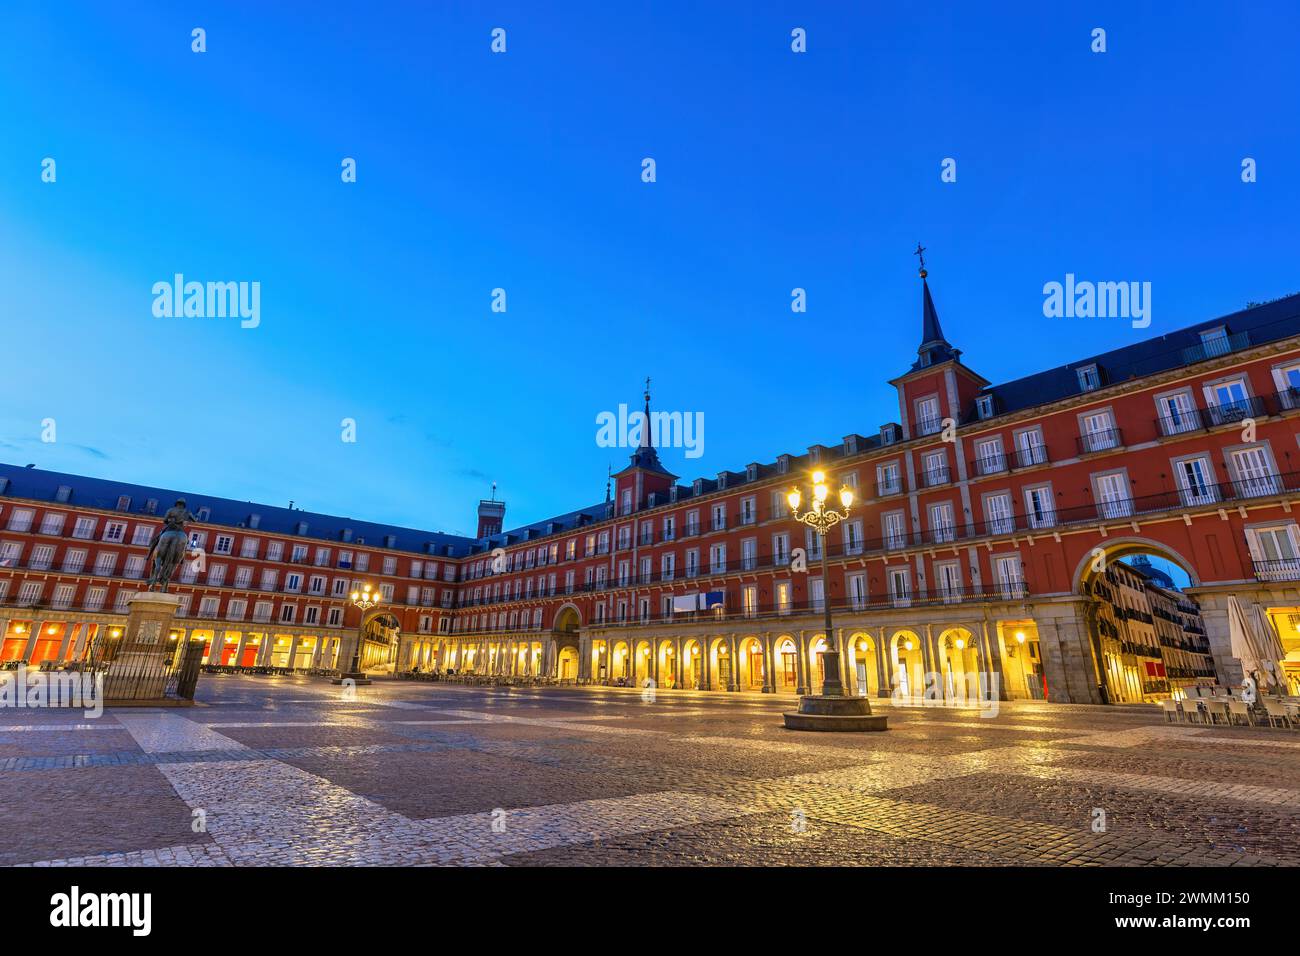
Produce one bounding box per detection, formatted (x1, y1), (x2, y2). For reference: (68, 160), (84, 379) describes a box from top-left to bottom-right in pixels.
(605, 464), (612, 503)
(920, 277), (947, 348)
(639, 375), (652, 449)
(911, 245), (957, 371)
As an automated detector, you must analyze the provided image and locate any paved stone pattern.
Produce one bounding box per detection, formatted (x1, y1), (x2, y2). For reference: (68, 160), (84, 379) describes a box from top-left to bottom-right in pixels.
(1, 675), (1297, 866)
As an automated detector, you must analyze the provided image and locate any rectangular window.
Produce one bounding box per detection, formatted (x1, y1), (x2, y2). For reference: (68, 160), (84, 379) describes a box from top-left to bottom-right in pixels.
(876, 462), (901, 496)
(928, 502), (955, 543)
(984, 493), (1014, 535)
(974, 437), (1006, 475)
(888, 568), (911, 607)
(1094, 472), (1132, 519)
(1176, 457), (1216, 506)
(1025, 486), (1056, 529)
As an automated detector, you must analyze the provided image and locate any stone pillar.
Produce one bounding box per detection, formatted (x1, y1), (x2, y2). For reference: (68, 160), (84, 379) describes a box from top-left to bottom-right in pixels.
(796, 630), (810, 695)
(981, 618), (1009, 701)
(72, 623), (92, 661)
(1037, 606), (1103, 704)
(761, 632), (775, 693)
(21, 620), (45, 661)
(674, 637), (684, 689)
(56, 624), (76, 662)
(875, 627), (889, 698)
(103, 592), (181, 701)
(701, 636), (713, 691)
(727, 634), (739, 692)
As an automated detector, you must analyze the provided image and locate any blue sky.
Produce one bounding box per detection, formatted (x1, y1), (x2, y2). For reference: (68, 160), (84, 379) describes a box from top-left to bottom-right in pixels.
(0, 1), (1296, 539)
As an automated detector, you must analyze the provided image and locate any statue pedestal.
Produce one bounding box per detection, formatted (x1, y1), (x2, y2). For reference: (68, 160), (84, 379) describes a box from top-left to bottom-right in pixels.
(782, 694), (889, 732)
(103, 592), (182, 702)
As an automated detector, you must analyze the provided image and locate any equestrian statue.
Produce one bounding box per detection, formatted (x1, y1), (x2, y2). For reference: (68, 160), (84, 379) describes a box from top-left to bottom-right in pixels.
(144, 499), (197, 592)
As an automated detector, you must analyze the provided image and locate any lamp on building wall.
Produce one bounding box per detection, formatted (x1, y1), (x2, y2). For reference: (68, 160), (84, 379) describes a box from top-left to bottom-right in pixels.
(788, 471), (854, 697)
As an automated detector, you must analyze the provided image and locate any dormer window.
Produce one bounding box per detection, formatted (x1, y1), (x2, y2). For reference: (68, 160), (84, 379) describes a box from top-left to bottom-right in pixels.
(843, 435), (858, 455)
(55, 485), (72, 503)
(1200, 326), (1230, 358)
(116, 495), (132, 511)
(1077, 364), (1101, 393)
(975, 395), (994, 420)
(880, 424), (899, 446)
(777, 455), (790, 474)
(692, 478), (704, 496)
(746, 463), (758, 481)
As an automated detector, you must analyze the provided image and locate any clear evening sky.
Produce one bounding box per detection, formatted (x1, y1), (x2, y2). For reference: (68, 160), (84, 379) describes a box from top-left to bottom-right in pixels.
(0, 1), (1296, 537)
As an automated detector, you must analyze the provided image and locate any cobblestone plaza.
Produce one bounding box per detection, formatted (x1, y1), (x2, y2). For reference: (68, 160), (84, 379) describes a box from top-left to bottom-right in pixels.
(2, 676), (1297, 868)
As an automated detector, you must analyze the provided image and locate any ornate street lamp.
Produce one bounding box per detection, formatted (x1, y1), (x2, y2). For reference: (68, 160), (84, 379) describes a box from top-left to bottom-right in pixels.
(333, 583), (381, 686)
(788, 471), (854, 696)
(782, 471), (888, 732)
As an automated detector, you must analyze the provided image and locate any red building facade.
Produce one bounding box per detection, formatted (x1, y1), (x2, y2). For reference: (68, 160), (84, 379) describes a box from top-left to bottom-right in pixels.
(3, 275), (1300, 702)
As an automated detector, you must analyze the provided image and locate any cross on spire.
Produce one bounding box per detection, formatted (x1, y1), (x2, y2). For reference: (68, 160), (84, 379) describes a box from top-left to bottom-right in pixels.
(914, 242), (927, 278)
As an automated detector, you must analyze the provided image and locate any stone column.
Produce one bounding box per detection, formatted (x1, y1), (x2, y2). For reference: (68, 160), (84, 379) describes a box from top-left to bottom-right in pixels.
(981, 618), (1009, 701)
(72, 622), (92, 661)
(727, 634), (739, 692)
(674, 637), (684, 689)
(701, 636), (713, 691)
(761, 632), (775, 693)
(875, 627), (890, 698)
(796, 630), (809, 695)
(21, 620), (46, 661)
(234, 632), (250, 668)
(56, 624), (76, 662)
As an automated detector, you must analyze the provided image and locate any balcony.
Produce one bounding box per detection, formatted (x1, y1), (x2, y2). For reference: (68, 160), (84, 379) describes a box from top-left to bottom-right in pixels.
(972, 453), (1008, 477)
(1205, 395), (1268, 428)
(1156, 407), (1205, 436)
(923, 465), (951, 488)
(1180, 330), (1249, 365)
(1015, 445), (1049, 468)
(1077, 428), (1122, 455)
(877, 479), (903, 497)
(915, 418), (943, 437)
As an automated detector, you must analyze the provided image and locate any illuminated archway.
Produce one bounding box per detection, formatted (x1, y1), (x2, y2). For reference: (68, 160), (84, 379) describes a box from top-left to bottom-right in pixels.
(738, 636), (764, 690)
(936, 626), (982, 701)
(682, 639), (703, 688)
(848, 631), (879, 697)
(889, 629), (925, 700)
(773, 635), (799, 692)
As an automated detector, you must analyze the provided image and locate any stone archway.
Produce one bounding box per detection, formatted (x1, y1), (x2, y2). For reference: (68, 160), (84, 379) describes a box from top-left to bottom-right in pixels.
(550, 604), (581, 679)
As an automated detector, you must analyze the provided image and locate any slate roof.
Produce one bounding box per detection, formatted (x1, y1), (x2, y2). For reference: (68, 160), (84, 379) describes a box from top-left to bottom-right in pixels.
(981, 291), (1300, 417)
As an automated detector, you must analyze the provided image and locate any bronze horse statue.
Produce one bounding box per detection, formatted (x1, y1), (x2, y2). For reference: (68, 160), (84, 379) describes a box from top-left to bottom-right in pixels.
(144, 499), (196, 592)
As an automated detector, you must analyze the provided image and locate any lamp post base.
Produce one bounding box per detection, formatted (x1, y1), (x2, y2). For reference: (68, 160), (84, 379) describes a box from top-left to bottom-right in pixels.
(819, 650), (845, 697)
(783, 694), (889, 732)
(331, 672), (372, 686)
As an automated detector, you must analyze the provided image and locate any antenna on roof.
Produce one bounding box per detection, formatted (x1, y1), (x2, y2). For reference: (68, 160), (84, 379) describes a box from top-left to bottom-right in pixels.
(490, 481), (497, 501)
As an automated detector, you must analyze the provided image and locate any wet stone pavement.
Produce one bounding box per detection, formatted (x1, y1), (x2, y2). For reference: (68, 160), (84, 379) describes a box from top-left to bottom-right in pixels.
(1, 674), (1297, 867)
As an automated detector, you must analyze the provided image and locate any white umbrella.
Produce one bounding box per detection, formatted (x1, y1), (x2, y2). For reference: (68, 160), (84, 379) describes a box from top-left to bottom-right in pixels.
(1250, 603), (1287, 693)
(1227, 596), (1264, 683)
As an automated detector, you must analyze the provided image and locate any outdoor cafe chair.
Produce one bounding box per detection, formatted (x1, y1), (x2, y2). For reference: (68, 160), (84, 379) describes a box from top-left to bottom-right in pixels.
(1262, 698), (1292, 729)
(1159, 699), (1181, 722)
(1179, 698), (1204, 723)
(1202, 699), (1230, 725)
(1226, 699), (1253, 726)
